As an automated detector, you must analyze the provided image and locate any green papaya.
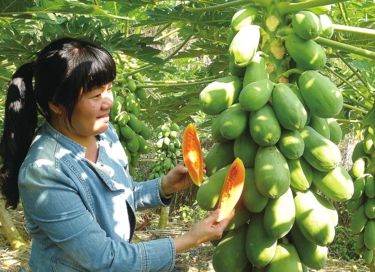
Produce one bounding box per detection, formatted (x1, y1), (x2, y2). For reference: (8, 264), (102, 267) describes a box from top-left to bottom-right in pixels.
(272, 83), (308, 130)
(243, 51), (269, 87)
(352, 141), (366, 163)
(363, 248), (374, 265)
(294, 190), (335, 246)
(120, 125), (136, 140)
(234, 132), (258, 168)
(242, 169), (269, 213)
(300, 126), (341, 172)
(250, 105), (281, 146)
(319, 14), (334, 38)
(211, 115), (227, 143)
(205, 141), (234, 176)
(199, 76), (242, 115)
(231, 6), (257, 32)
(128, 113), (143, 133)
(218, 103), (248, 140)
(288, 158), (313, 192)
(327, 118), (342, 144)
(309, 115), (330, 139)
(365, 198), (375, 219)
(347, 195), (364, 213)
(254, 146), (290, 199)
(264, 188), (296, 239)
(266, 243), (303, 272)
(246, 214), (277, 267)
(285, 33), (326, 70)
(228, 58), (246, 77)
(312, 166), (354, 202)
(298, 71), (343, 118)
(225, 203), (251, 231)
(278, 130), (305, 160)
(213, 227), (249, 272)
(239, 79), (274, 112)
(290, 225), (328, 270)
(292, 10), (322, 40)
(365, 175), (375, 198)
(364, 220), (375, 250)
(352, 176), (366, 200)
(351, 157), (366, 179)
(196, 165), (229, 210)
(350, 205), (368, 234)
(229, 25), (260, 67)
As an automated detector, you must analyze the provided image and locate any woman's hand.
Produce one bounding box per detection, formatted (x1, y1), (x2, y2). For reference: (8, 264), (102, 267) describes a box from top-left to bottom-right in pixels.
(161, 163), (193, 196)
(173, 208), (235, 253)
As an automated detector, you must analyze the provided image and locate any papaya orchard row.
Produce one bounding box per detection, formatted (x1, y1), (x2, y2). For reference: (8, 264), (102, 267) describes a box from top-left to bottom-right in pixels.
(190, 2), (370, 271)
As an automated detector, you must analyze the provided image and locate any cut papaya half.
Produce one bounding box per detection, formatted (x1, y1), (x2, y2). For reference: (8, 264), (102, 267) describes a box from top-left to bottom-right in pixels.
(217, 158), (245, 222)
(182, 123), (204, 186)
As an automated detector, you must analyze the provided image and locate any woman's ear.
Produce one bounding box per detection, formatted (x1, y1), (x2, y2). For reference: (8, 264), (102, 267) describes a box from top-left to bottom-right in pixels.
(48, 102), (63, 115)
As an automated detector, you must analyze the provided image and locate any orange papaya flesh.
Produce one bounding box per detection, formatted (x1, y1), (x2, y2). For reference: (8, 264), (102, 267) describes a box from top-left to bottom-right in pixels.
(217, 158), (245, 222)
(182, 123), (204, 186)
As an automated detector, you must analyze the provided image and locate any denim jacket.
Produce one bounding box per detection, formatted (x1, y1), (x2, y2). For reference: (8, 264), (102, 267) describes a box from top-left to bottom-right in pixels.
(18, 122), (176, 271)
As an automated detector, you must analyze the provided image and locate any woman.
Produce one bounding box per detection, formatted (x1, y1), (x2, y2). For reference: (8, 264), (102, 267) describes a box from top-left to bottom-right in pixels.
(0, 37), (232, 271)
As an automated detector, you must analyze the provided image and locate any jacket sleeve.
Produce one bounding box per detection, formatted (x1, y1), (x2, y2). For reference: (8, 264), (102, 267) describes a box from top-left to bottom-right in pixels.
(19, 162), (176, 272)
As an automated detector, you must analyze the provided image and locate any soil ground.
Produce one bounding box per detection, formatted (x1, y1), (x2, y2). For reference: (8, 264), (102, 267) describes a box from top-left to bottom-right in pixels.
(0, 207), (370, 272)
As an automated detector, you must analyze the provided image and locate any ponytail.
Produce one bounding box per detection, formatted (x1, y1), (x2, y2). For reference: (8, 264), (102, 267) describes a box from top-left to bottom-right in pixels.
(0, 62), (38, 208)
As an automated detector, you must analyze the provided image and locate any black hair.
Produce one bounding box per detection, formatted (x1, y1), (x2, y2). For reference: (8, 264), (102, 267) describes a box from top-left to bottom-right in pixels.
(0, 37), (116, 208)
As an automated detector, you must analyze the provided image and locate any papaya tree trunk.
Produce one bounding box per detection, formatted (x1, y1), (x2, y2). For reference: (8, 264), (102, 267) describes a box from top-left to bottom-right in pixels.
(370, 252), (375, 272)
(0, 198), (27, 250)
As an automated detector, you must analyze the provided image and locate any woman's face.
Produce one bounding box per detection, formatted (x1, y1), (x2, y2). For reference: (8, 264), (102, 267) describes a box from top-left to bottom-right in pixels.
(70, 82), (114, 138)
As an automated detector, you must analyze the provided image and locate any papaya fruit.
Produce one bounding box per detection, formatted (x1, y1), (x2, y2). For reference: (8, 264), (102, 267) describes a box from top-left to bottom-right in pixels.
(242, 169), (269, 213)
(298, 70), (343, 118)
(365, 175), (375, 198)
(266, 243), (303, 272)
(294, 190), (335, 246)
(288, 157), (313, 192)
(231, 6), (257, 32)
(309, 115), (330, 139)
(254, 146), (290, 199)
(363, 248), (374, 265)
(300, 126), (341, 172)
(271, 83), (308, 130)
(352, 176), (366, 200)
(246, 214), (277, 267)
(364, 220), (375, 250)
(128, 113), (143, 133)
(347, 195), (364, 213)
(182, 124), (204, 186)
(352, 141), (366, 163)
(205, 141), (234, 176)
(290, 225), (328, 270)
(225, 202), (251, 231)
(213, 227), (249, 272)
(365, 198), (375, 219)
(264, 188), (296, 239)
(278, 130), (305, 160)
(218, 103), (248, 140)
(292, 10), (322, 40)
(319, 14), (334, 38)
(211, 114), (227, 143)
(243, 51), (269, 87)
(351, 157), (366, 179)
(196, 165), (230, 210)
(229, 25), (260, 67)
(350, 205), (368, 234)
(233, 132), (258, 168)
(327, 118), (342, 144)
(239, 79), (274, 112)
(312, 166), (354, 202)
(249, 105), (281, 146)
(217, 158), (245, 222)
(199, 76), (242, 115)
(285, 33), (326, 70)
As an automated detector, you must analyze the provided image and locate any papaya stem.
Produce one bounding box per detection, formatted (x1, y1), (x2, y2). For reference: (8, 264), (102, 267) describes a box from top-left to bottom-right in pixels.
(316, 37), (375, 60)
(277, 0), (348, 15)
(343, 103), (368, 114)
(325, 66), (369, 102)
(138, 77), (221, 88)
(183, 0), (269, 12)
(335, 118), (361, 123)
(153, 23), (172, 39)
(333, 24), (375, 37)
(0, 75), (10, 82)
(281, 68), (303, 78)
(154, 28), (181, 42)
(124, 35), (193, 77)
(337, 53), (374, 93)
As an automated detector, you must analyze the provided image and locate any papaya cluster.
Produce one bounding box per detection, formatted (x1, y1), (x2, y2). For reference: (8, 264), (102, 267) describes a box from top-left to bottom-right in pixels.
(196, 6), (354, 272)
(111, 77), (151, 175)
(348, 124), (375, 264)
(148, 122), (181, 179)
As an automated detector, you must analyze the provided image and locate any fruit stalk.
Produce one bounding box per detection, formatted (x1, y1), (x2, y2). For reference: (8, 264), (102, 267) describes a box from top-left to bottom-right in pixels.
(277, 0), (348, 15)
